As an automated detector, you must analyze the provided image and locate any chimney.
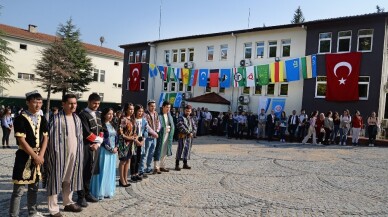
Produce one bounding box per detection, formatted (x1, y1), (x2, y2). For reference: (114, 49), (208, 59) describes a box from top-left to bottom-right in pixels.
(28, 24), (37, 33)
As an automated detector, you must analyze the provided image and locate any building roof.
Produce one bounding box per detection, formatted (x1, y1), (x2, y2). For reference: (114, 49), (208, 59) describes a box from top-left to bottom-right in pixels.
(0, 23), (123, 59)
(120, 12), (388, 48)
(187, 92), (230, 105)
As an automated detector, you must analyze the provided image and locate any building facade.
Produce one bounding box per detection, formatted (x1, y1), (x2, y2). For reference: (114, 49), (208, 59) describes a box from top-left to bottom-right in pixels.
(0, 24), (123, 108)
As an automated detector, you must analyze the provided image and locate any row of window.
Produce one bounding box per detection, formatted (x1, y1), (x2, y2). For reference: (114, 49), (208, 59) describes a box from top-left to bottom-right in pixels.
(17, 73), (35, 80)
(128, 50), (147, 63)
(318, 29), (373, 53)
(316, 76), (369, 99)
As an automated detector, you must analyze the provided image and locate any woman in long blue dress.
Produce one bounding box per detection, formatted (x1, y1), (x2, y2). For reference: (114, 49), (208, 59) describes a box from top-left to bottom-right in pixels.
(91, 108), (118, 199)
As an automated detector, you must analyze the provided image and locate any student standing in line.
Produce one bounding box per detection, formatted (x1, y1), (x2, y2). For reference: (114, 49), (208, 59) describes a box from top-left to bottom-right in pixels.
(131, 105), (148, 182)
(1, 108), (13, 148)
(351, 110), (363, 146)
(339, 109), (352, 146)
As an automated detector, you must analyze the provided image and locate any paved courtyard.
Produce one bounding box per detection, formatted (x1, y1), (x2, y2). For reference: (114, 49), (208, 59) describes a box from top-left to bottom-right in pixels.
(0, 134), (387, 216)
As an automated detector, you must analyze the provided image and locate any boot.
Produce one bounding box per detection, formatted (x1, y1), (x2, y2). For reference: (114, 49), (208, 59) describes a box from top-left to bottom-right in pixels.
(175, 159), (181, 171)
(183, 160), (191, 169)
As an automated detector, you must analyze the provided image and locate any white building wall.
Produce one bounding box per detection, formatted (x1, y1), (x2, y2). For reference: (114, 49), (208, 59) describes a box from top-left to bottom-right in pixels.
(2, 36), (123, 103)
(151, 27), (306, 115)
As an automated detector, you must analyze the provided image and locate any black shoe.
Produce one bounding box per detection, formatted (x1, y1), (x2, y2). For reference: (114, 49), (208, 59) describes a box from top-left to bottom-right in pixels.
(64, 203), (82, 212)
(131, 176), (138, 182)
(175, 165), (181, 171)
(139, 173), (148, 179)
(160, 168), (169, 172)
(85, 194), (98, 203)
(6, 145), (11, 148)
(2, 145), (4, 149)
(119, 180), (127, 187)
(136, 175), (143, 181)
(77, 198), (88, 208)
(183, 164), (191, 169)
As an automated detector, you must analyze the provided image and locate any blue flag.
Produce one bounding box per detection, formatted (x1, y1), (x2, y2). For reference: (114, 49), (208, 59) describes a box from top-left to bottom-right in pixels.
(220, 69), (231, 88)
(285, 58), (300, 82)
(311, 54), (317, 78)
(174, 93), (183, 108)
(198, 69), (209, 87)
(271, 98), (286, 118)
(174, 68), (181, 80)
(157, 65), (165, 79)
(158, 92), (167, 108)
(149, 64), (158, 78)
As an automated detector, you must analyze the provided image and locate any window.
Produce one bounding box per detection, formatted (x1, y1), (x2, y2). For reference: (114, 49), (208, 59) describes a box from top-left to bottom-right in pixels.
(118, 84), (122, 88)
(179, 49), (186, 63)
(20, 44), (27, 50)
(140, 77), (145, 91)
(337, 31), (352, 52)
(129, 52), (134, 63)
(99, 70), (105, 82)
(357, 29), (373, 52)
(220, 44), (228, 60)
(188, 48), (194, 61)
(178, 78), (184, 92)
(219, 86), (225, 94)
(207, 46), (214, 61)
(141, 50), (147, 62)
(163, 81), (168, 91)
(254, 85), (262, 95)
(135, 51), (140, 62)
(268, 41), (277, 58)
(172, 49), (178, 62)
(256, 41), (264, 58)
(170, 82), (176, 92)
(114, 61), (119, 66)
(318, 32), (332, 53)
(279, 83), (288, 96)
(205, 79), (211, 92)
(186, 85), (192, 92)
(164, 50), (170, 63)
(266, 84), (275, 95)
(244, 42), (252, 59)
(113, 83), (117, 88)
(281, 39), (291, 57)
(17, 73), (34, 80)
(315, 76), (369, 99)
(242, 87), (250, 95)
(98, 93), (104, 102)
(93, 69), (99, 81)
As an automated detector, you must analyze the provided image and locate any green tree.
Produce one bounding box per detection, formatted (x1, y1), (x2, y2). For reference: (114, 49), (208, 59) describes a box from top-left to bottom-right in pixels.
(0, 6), (15, 91)
(56, 18), (93, 96)
(291, 6), (305, 24)
(35, 40), (76, 118)
(376, 5), (385, 13)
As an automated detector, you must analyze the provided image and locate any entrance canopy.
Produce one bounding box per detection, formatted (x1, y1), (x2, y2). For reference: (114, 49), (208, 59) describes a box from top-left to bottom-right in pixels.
(186, 92), (230, 112)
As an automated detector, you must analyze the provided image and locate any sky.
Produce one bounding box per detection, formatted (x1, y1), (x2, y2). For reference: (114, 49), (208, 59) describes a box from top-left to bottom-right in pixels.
(1, 0), (388, 52)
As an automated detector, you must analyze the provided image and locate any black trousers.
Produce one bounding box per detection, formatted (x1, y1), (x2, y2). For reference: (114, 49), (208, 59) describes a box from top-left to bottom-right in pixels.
(130, 146), (142, 175)
(78, 147), (96, 199)
(267, 126), (274, 141)
(288, 125), (297, 142)
(2, 126), (11, 145)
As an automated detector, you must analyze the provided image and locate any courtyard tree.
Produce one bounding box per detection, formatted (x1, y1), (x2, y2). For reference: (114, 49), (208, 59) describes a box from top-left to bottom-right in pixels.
(35, 40), (76, 119)
(291, 6), (305, 24)
(56, 18), (93, 97)
(0, 6), (15, 91)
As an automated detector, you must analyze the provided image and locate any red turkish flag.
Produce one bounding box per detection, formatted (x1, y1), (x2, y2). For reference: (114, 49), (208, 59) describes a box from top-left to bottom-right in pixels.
(325, 52), (361, 101)
(129, 63), (142, 91)
(209, 69), (219, 87)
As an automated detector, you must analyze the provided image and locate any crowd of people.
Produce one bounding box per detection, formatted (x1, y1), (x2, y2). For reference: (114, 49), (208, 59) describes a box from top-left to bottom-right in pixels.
(2, 91), (382, 217)
(6, 91), (196, 217)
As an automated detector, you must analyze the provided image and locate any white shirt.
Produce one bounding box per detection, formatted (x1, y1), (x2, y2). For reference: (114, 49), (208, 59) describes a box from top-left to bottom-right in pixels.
(136, 118), (143, 137)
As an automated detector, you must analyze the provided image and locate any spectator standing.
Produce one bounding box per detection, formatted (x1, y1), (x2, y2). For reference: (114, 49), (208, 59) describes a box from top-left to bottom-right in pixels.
(1, 108), (13, 148)
(367, 112), (378, 147)
(332, 112), (341, 144)
(302, 111), (318, 145)
(297, 109), (308, 142)
(339, 109), (352, 146)
(287, 110), (299, 143)
(323, 111), (333, 145)
(257, 109), (266, 140)
(279, 111), (288, 142)
(351, 110), (363, 146)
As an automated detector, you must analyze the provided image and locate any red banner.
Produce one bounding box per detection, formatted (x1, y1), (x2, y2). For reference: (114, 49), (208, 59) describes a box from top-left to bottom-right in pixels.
(129, 63), (142, 91)
(325, 52), (361, 101)
(209, 69), (219, 87)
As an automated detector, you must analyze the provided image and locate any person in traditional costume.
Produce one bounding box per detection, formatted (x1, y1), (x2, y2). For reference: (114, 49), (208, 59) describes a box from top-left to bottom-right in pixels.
(9, 91), (48, 217)
(139, 99), (160, 177)
(154, 101), (175, 174)
(175, 105), (197, 170)
(130, 104), (148, 182)
(46, 94), (83, 217)
(90, 107), (118, 199)
(118, 103), (135, 187)
(77, 93), (103, 207)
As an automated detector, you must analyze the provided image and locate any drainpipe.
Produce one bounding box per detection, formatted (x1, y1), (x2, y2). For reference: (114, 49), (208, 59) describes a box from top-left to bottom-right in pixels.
(231, 32), (237, 112)
(149, 42), (156, 100)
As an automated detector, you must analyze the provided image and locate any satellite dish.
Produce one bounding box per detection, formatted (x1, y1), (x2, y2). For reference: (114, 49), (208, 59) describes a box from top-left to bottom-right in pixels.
(99, 36), (105, 46)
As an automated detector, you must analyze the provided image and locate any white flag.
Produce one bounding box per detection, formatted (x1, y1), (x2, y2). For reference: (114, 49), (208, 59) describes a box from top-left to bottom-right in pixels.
(246, 66), (255, 87)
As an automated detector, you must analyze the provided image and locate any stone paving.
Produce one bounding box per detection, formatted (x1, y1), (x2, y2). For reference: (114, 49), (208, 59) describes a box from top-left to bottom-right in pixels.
(0, 132), (387, 216)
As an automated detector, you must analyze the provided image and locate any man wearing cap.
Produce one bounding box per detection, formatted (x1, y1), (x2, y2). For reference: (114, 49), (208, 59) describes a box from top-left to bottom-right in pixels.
(77, 93), (103, 207)
(9, 91), (48, 217)
(175, 105), (197, 170)
(139, 99), (160, 177)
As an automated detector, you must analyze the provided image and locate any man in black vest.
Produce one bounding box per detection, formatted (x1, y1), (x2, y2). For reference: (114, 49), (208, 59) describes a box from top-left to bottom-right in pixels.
(288, 110), (299, 143)
(77, 93), (103, 207)
(266, 110), (276, 142)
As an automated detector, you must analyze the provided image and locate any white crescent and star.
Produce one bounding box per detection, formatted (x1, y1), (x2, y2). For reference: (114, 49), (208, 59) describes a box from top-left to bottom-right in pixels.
(132, 68), (139, 81)
(200, 71), (207, 80)
(333, 61), (352, 84)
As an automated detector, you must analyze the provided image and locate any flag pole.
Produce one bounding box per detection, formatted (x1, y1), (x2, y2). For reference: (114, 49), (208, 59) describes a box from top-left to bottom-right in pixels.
(158, 0), (163, 40)
(248, 8), (250, 28)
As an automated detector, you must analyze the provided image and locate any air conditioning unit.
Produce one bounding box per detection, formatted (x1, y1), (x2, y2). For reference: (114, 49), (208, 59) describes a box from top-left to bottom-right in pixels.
(238, 105), (249, 112)
(182, 92), (192, 100)
(238, 95), (250, 104)
(240, 59), (251, 67)
(384, 82), (388, 92)
(184, 62), (194, 69)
